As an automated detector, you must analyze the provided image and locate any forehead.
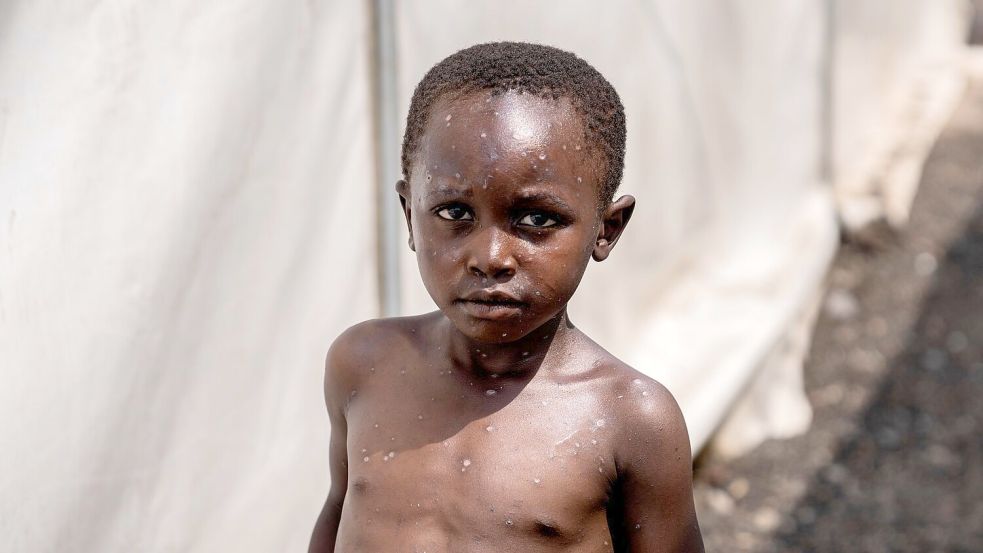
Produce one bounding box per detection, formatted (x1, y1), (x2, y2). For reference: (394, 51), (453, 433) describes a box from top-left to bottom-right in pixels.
(412, 91), (602, 193)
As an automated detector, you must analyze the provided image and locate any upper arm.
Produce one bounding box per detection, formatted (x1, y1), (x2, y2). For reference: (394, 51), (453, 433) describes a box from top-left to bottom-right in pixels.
(324, 332), (356, 503)
(309, 324), (368, 552)
(614, 380), (704, 553)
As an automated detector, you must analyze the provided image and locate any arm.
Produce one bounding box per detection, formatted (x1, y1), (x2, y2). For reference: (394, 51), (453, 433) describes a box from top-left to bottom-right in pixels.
(614, 381), (704, 553)
(308, 337), (356, 553)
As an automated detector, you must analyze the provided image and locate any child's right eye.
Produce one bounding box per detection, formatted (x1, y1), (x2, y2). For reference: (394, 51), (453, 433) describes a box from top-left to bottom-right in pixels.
(436, 205), (474, 221)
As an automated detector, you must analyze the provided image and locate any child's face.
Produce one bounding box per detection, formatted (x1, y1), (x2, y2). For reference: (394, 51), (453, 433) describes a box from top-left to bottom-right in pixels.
(399, 91), (629, 344)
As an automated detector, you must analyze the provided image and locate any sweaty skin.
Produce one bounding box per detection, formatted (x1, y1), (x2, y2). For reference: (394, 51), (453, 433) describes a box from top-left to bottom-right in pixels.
(309, 91), (704, 553)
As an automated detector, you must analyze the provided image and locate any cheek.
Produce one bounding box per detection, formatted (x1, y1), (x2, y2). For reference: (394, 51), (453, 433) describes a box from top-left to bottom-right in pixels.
(414, 221), (464, 263)
(521, 235), (593, 296)
(412, 222), (466, 295)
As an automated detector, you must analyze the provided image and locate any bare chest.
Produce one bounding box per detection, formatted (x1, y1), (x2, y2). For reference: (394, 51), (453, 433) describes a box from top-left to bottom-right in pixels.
(343, 373), (618, 542)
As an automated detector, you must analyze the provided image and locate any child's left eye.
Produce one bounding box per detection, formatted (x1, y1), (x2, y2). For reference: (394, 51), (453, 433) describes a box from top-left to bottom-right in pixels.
(517, 212), (559, 228)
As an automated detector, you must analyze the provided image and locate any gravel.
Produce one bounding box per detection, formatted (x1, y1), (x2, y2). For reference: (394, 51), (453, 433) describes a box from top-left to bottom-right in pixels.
(693, 62), (983, 552)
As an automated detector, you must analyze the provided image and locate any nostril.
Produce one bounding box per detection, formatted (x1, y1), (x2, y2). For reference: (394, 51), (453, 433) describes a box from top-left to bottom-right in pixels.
(495, 267), (516, 279)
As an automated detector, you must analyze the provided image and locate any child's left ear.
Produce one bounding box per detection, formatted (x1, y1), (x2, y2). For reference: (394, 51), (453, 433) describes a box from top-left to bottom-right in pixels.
(592, 195), (635, 262)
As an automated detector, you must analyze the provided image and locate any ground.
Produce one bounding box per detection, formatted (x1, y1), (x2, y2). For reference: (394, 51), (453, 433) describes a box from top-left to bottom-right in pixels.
(692, 57), (983, 551)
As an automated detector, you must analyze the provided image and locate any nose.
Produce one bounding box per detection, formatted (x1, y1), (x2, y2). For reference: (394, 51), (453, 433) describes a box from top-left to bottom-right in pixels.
(466, 226), (517, 281)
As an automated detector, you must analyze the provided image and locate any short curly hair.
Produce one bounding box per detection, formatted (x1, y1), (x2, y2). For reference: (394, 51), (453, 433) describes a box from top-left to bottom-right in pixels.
(401, 41), (626, 204)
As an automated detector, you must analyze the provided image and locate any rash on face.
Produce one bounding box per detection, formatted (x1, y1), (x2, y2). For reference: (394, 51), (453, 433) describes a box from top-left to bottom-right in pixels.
(405, 91), (606, 344)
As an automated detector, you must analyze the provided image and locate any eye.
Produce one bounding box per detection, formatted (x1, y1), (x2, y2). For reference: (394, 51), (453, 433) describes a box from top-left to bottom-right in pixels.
(436, 205), (474, 221)
(517, 212), (559, 228)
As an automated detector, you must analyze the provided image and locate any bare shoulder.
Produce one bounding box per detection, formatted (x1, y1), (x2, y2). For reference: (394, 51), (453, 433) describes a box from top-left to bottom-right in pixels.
(600, 362), (702, 551)
(596, 361), (692, 469)
(323, 313), (439, 411)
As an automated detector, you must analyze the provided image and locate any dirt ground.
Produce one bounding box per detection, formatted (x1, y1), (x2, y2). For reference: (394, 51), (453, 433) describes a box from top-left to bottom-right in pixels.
(692, 63), (983, 551)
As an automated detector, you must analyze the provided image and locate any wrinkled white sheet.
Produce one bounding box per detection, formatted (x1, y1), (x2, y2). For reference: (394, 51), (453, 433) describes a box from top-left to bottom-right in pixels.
(834, 0), (970, 229)
(0, 0), (968, 550)
(0, 2), (376, 551)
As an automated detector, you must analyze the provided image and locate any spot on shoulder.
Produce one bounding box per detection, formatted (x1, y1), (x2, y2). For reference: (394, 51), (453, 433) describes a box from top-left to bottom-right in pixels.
(611, 372), (679, 424)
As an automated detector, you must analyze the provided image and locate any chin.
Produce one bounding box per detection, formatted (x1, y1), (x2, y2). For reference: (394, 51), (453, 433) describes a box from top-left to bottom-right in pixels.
(447, 315), (526, 344)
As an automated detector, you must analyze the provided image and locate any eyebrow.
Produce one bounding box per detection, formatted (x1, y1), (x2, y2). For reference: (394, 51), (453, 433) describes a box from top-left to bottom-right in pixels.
(512, 191), (575, 213)
(425, 186), (577, 213)
(426, 186), (474, 201)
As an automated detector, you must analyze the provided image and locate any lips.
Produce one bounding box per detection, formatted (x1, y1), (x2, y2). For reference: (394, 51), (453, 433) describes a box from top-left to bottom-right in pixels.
(455, 290), (527, 320)
(459, 290), (524, 304)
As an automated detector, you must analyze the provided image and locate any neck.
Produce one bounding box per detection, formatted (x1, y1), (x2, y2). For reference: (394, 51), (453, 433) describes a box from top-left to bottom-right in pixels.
(444, 309), (579, 380)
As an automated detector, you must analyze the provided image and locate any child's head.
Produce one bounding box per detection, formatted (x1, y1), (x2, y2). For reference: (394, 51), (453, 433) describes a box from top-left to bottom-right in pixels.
(396, 42), (634, 344)
(401, 42), (626, 205)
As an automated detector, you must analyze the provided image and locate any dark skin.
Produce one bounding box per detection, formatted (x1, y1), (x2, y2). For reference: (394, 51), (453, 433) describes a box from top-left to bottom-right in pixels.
(309, 90), (703, 552)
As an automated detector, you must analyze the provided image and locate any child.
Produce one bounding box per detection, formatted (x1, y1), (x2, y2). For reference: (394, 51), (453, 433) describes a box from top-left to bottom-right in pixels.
(309, 42), (704, 553)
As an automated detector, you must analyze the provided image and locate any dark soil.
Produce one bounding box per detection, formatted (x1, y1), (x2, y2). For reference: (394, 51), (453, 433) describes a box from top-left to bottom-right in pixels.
(693, 64), (983, 551)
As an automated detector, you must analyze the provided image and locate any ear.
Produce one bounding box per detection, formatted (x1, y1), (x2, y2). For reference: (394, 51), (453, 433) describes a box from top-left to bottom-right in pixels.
(396, 179), (415, 251)
(592, 194), (635, 261)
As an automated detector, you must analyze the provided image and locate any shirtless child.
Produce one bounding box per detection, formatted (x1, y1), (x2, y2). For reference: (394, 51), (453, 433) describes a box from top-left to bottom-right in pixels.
(309, 42), (704, 552)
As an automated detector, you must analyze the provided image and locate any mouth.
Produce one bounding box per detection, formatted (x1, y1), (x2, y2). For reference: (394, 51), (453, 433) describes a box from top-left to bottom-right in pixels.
(454, 292), (527, 320)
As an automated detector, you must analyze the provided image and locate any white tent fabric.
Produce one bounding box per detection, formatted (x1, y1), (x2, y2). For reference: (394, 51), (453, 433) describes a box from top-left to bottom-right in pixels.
(1, 2), (376, 551)
(0, 1), (969, 550)
(834, 0), (971, 230)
